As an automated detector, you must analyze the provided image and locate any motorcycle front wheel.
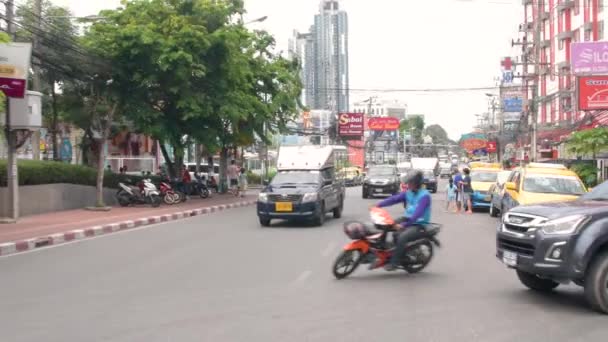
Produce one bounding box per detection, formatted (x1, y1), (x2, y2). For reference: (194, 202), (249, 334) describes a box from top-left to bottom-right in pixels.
(332, 250), (363, 279)
(163, 193), (176, 205)
(402, 241), (434, 274)
(199, 188), (210, 199)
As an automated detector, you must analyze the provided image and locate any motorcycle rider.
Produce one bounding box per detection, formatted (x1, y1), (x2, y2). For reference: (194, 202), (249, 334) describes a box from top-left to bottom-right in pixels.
(374, 170), (432, 271)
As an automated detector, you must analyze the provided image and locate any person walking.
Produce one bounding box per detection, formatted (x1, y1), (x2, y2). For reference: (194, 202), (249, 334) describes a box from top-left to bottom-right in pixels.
(460, 168), (474, 214)
(227, 160), (239, 194)
(453, 169), (463, 213)
(445, 178), (457, 212)
(238, 167), (248, 198)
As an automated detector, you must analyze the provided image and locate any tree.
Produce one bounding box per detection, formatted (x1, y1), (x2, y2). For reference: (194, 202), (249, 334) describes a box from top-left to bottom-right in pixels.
(567, 127), (608, 160)
(424, 124), (449, 145)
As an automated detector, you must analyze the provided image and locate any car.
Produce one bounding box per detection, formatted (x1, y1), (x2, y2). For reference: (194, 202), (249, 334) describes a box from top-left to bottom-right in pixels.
(257, 146), (345, 227)
(422, 170), (438, 193)
(488, 170), (514, 217)
(500, 163), (587, 214)
(496, 180), (608, 313)
(469, 167), (502, 210)
(362, 165), (400, 198)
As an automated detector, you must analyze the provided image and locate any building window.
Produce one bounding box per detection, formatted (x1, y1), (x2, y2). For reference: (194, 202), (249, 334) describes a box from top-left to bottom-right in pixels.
(600, 0), (604, 12)
(600, 21), (605, 40)
(575, 0), (580, 15)
(585, 29), (592, 41)
(559, 39), (564, 50)
(573, 29), (580, 42)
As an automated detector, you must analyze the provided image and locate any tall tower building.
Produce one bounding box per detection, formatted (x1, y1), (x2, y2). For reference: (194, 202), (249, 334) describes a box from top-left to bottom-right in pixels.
(289, 0), (349, 113)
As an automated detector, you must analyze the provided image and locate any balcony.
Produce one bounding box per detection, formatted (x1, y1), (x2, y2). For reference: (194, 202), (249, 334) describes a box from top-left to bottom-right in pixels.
(557, 0), (575, 12)
(540, 39), (551, 48)
(558, 30), (574, 41)
(557, 61), (571, 70)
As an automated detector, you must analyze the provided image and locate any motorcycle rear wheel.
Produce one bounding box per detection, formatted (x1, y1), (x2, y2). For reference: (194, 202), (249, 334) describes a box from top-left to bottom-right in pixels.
(117, 191), (131, 207)
(163, 193), (176, 205)
(199, 188), (210, 199)
(402, 241), (434, 274)
(332, 250), (363, 279)
(150, 195), (162, 208)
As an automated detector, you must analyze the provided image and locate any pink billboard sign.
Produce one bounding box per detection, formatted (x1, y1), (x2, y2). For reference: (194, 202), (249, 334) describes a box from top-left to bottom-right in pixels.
(571, 42), (608, 75)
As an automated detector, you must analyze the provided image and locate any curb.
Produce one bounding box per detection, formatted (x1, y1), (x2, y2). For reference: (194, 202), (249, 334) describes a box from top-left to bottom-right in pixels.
(0, 200), (257, 257)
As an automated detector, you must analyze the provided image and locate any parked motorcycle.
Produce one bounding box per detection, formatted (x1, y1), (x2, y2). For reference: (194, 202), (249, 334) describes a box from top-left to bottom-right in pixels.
(116, 179), (162, 207)
(159, 180), (182, 205)
(193, 173), (211, 199)
(332, 207), (441, 279)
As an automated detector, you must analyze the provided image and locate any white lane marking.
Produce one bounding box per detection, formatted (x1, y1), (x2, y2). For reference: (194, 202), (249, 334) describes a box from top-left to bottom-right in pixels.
(320, 242), (336, 257)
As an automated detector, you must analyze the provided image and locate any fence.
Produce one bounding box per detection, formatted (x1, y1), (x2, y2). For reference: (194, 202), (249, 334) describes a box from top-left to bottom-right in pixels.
(107, 156), (157, 174)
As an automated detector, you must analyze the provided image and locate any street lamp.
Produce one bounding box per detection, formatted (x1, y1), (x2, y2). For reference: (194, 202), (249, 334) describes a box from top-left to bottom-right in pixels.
(244, 16), (268, 25)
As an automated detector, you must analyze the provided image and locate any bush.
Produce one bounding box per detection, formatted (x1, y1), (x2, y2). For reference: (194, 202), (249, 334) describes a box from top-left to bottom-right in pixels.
(571, 163), (598, 188)
(0, 159), (159, 189)
(246, 171), (261, 185)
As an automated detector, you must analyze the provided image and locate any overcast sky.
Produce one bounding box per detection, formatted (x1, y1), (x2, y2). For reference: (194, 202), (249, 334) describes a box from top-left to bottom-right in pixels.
(48, 0), (522, 140)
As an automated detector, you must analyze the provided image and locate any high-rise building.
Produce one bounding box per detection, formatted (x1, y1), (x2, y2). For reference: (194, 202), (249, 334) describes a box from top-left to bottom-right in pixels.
(289, 0), (349, 113)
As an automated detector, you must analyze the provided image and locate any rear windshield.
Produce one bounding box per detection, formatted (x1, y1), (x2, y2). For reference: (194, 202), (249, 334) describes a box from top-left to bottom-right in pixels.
(523, 174), (585, 195)
(470, 171), (498, 182)
(368, 167), (396, 176)
(271, 171), (320, 185)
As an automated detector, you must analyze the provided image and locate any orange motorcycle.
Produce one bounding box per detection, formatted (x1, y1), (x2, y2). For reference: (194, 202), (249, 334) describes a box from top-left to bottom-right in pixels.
(332, 207), (441, 279)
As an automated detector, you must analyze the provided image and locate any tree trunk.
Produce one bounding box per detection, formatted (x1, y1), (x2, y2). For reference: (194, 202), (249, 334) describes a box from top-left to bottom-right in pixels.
(51, 83), (60, 161)
(219, 146), (228, 193)
(195, 143), (202, 173)
(159, 141), (174, 177)
(95, 139), (106, 207)
(172, 144), (184, 179)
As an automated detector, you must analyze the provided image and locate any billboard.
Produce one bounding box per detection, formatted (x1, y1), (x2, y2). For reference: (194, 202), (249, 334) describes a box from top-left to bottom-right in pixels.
(0, 43), (32, 98)
(578, 76), (608, 110)
(503, 112), (522, 122)
(368, 117), (400, 131)
(571, 42), (608, 75)
(338, 113), (364, 137)
(503, 98), (523, 112)
(460, 133), (488, 153)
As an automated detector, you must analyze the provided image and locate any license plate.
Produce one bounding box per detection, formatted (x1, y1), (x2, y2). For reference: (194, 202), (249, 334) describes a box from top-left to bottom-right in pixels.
(275, 202), (293, 212)
(375, 188), (383, 193)
(503, 251), (518, 267)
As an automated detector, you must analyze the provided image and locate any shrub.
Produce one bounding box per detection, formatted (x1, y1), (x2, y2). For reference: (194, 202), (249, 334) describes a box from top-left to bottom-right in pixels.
(0, 160), (159, 188)
(571, 163), (598, 188)
(246, 171), (261, 185)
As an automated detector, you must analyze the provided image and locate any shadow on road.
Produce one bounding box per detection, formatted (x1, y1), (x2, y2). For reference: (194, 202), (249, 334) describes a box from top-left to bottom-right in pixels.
(507, 287), (597, 315)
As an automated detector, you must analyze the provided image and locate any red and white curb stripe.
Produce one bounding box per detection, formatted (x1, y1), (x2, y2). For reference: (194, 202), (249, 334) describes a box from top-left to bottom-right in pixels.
(0, 200), (256, 257)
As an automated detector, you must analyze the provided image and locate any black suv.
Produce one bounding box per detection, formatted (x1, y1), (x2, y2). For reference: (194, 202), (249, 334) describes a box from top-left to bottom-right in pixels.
(257, 169), (345, 227)
(362, 165), (400, 198)
(422, 170), (438, 193)
(496, 180), (608, 313)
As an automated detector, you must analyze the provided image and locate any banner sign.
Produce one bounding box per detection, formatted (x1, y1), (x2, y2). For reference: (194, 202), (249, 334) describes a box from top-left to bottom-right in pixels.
(578, 76), (608, 110)
(368, 117), (400, 131)
(503, 98), (523, 112)
(338, 113), (364, 137)
(503, 112), (522, 122)
(571, 42), (608, 75)
(460, 133), (488, 153)
(487, 141), (497, 153)
(0, 43), (32, 98)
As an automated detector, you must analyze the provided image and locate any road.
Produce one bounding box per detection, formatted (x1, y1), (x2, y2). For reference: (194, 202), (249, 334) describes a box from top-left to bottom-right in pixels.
(1, 182), (607, 341)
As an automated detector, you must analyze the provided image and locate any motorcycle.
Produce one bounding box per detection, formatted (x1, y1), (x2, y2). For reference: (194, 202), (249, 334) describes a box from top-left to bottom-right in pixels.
(159, 180), (182, 205)
(116, 179), (162, 207)
(332, 207), (441, 279)
(192, 173), (211, 199)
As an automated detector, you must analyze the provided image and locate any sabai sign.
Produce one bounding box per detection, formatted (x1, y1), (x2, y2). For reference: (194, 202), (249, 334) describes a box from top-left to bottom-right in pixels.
(338, 113), (364, 137)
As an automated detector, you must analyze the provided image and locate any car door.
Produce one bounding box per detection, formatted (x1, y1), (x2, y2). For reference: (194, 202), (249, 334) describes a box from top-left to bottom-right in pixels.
(321, 168), (338, 209)
(503, 171), (521, 212)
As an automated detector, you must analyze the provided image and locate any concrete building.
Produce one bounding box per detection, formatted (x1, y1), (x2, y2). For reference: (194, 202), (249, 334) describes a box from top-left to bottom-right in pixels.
(352, 98), (408, 120)
(289, 0), (349, 113)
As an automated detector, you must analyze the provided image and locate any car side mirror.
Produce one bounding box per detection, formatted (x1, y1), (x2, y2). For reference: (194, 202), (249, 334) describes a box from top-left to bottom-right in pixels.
(505, 182), (517, 191)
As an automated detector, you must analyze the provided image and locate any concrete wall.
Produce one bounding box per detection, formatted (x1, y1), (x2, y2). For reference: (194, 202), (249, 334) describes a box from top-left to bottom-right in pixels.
(0, 184), (118, 218)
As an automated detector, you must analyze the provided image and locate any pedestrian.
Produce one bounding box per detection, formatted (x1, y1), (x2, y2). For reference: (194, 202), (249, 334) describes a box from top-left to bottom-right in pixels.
(460, 168), (473, 214)
(453, 169), (463, 213)
(228, 159), (239, 194)
(445, 178), (457, 212)
(239, 167), (248, 198)
(181, 164), (192, 198)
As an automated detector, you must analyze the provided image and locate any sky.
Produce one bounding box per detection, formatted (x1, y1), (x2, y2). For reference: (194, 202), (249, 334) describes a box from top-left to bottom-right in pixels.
(47, 0), (523, 140)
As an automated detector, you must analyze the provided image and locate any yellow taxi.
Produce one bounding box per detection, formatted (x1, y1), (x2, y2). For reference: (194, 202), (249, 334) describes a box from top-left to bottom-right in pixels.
(500, 163), (587, 214)
(469, 166), (503, 209)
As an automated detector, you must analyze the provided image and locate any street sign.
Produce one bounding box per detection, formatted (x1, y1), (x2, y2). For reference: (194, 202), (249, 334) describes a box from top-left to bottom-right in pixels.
(503, 98), (523, 112)
(338, 113), (364, 137)
(0, 43), (32, 98)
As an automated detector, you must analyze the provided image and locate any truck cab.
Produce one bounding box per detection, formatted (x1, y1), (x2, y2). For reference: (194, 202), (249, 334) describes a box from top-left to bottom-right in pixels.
(257, 146), (346, 227)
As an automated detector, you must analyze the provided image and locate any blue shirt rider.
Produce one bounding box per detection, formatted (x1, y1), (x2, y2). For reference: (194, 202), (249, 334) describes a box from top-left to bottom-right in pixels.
(374, 170), (432, 271)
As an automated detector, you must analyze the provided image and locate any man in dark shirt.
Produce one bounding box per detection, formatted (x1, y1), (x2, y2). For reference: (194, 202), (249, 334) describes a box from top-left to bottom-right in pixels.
(460, 168), (473, 214)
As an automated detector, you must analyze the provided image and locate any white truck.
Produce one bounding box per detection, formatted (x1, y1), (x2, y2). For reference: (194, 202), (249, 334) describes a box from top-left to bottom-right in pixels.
(411, 157), (439, 176)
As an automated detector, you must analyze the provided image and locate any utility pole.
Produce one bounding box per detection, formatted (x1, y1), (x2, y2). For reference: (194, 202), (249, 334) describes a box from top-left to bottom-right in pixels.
(3, 0), (17, 221)
(31, 0), (42, 160)
(530, 0), (542, 162)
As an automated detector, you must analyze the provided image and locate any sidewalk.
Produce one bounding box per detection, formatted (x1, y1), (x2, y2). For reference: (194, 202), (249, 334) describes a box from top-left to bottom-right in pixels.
(0, 193), (258, 256)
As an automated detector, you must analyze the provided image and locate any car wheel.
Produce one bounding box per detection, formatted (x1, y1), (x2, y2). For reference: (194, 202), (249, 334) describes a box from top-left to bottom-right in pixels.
(516, 270), (559, 292)
(313, 203), (325, 226)
(584, 251), (608, 313)
(259, 217), (271, 227)
(333, 198), (343, 219)
(362, 189), (368, 199)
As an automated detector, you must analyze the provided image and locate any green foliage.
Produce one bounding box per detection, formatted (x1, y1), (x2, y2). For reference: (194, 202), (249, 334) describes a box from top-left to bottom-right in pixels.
(0, 159), (159, 188)
(246, 171), (261, 185)
(567, 127), (608, 159)
(571, 163), (599, 188)
(424, 124), (450, 144)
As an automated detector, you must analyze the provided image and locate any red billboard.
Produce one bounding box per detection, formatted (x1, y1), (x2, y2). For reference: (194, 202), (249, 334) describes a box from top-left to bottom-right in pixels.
(487, 141), (497, 153)
(368, 117), (400, 131)
(578, 76), (608, 110)
(338, 113), (364, 137)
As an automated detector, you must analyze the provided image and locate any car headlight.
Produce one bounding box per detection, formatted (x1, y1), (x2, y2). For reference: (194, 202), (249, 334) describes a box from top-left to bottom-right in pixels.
(258, 193), (268, 203)
(302, 193), (319, 203)
(540, 215), (589, 235)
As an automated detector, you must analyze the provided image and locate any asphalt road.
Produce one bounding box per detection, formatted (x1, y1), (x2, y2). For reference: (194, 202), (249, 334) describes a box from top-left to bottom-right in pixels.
(1, 182), (607, 342)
